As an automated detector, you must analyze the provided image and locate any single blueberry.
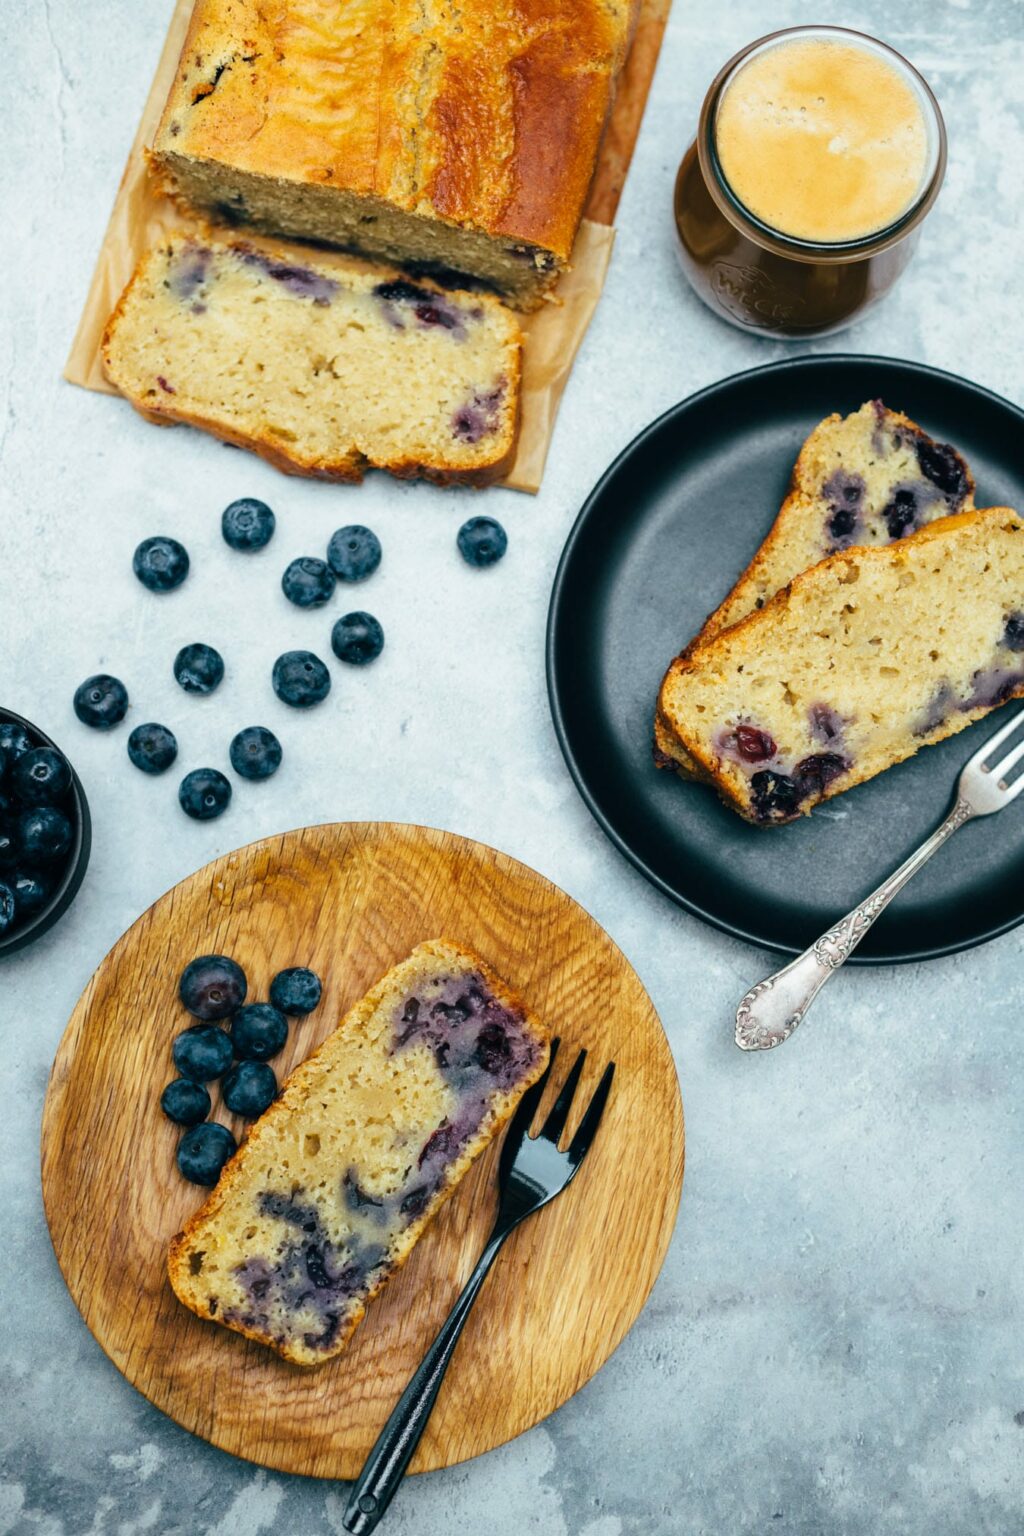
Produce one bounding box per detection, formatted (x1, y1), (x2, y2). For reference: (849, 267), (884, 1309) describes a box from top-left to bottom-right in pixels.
(230, 1002), (289, 1061)
(160, 1078), (212, 1126)
(331, 611), (384, 666)
(229, 726), (282, 781)
(222, 497), (275, 551)
(127, 722), (178, 775)
(133, 536), (190, 593)
(173, 1023), (234, 1081)
(177, 1121), (237, 1185)
(916, 439), (969, 502)
(174, 642), (225, 695)
(74, 674), (129, 730)
(179, 767), (232, 820)
(282, 557), (336, 608)
(733, 725), (777, 763)
(457, 516), (507, 569)
(179, 954), (248, 1019)
(475, 1021), (512, 1074)
(11, 870), (50, 918)
(12, 747), (72, 806)
(1003, 613), (1024, 652)
(795, 752), (850, 796)
(327, 525), (382, 583)
(272, 651), (331, 708)
(882, 488), (920, 540)
(0, 882), (15, 937)
(18, 807), (73, 864)
(269, 966), (322, 1016)
(0, 722), (33, 762)
(751, 770), (803, 823)
(0, 827), (17, 870)
(222, 1060), (278, 1117)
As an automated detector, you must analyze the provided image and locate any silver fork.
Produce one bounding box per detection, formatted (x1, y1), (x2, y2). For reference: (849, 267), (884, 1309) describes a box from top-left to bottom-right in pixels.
(735, 707), (1024, 1052)
(342, 1039), (614, 1533)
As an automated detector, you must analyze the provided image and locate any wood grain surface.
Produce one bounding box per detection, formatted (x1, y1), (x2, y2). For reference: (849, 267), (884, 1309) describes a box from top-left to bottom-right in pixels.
(41, 823), (684, 1479)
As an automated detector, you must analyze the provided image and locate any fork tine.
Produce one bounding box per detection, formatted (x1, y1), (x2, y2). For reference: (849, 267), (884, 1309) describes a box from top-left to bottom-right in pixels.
(567, 1062), (616, 1168)
(537, 1048), (587, 1144)
(973, 706), (1024, 768)
(990, 733), (1024, 784)
(498, 1038), (560, 1185)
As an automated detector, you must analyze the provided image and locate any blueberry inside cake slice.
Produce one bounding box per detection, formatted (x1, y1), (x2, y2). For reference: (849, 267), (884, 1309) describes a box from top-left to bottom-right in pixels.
(655, 400), (976, 778)
(102, 235), (522, 486)
(657, 508), (1024, 825)
(168, 941), (549, 1366)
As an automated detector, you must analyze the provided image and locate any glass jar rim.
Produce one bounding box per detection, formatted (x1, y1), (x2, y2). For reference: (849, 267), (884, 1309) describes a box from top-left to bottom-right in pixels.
(698, 25), (947, 263)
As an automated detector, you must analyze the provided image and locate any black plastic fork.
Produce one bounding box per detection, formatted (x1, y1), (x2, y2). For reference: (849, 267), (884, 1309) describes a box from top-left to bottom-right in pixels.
(342, 1039), (615, 1533)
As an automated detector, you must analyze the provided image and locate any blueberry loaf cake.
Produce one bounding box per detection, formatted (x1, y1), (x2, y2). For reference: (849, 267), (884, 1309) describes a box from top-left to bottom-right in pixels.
(150, 0), (639, 310)
(657, 508), (1024, 825)
(168, 941), (549, 1366)
(655, 401), (976, 777)
(102, 235), (522, 485)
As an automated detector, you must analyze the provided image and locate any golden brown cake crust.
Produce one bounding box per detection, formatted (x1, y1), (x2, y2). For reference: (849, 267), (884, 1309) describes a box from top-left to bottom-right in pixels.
(152, 0), (638, 266)
(167, 939), (551, 1366)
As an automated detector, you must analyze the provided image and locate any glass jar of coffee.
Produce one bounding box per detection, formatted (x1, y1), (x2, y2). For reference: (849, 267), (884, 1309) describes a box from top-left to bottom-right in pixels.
(674, 26), (946, 338)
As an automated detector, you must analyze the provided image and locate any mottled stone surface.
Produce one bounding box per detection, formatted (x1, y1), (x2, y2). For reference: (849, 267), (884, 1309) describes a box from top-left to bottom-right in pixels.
(2, 1), (1023, 1532)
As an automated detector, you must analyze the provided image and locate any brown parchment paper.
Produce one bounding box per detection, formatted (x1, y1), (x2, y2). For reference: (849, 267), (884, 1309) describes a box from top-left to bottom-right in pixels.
(65, 0), (670, 493)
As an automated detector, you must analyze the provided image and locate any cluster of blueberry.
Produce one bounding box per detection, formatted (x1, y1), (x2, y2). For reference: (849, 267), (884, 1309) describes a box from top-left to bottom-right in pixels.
(165, 953), (323, 1185)
(71, 499), (509, 820)
(0, 723), (76, 940)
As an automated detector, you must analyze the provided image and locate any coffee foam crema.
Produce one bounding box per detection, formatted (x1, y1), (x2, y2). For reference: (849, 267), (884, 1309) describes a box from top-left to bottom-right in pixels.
(714, 36), (932, 244)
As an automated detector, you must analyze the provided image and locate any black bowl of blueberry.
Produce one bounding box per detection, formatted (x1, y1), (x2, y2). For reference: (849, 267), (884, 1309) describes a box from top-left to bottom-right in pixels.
(0, 708), (91, 955)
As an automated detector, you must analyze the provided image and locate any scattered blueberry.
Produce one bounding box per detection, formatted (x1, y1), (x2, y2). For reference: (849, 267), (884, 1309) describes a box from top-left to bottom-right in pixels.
(733, 725), (777, 763)
(12, 747), (72, 805)
(794, 752), (850, 796)
(916, 439), (969, 502)
(179, 767), (232, 820)
(0, 883), (14, 937)
(133, 535), (190, 593)
(160, 1078), (212, 1126)
(751, 769), (803, 823)
(1003, 613), (1024, 652)
(327, 525), (382, 583)
(331, 611), (384, 666)
(173, 1023), (234, 1082)
(177, 1121), (237, 1185)
(272, 651), (331, 708)
(174, 642), (225, 695)
(222, 497), (275, 551)
(457, 516), (507, 568)
(222, 1060), (277, 1117)
(882, 487), (920, 540)
(18, 807), (73, 863)
(269, 966), (322, 1016)
(230, 1002), (289, 1061)
(0, 722), (32, 762)
(282, 557), (336, 608)
(229, 725), (282, 781)
(74, 674), (129, 730)
(11, 871), (50, 918)
(179, 954), (248, 1019)
(127, 722), (178, 775)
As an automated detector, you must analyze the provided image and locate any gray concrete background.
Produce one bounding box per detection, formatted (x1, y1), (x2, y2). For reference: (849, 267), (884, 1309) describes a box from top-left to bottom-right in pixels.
(2, 1), (1023, 1532)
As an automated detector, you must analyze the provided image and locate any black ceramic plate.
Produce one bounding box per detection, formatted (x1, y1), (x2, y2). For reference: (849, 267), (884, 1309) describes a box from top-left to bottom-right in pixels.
(547, 356), (1024, 963)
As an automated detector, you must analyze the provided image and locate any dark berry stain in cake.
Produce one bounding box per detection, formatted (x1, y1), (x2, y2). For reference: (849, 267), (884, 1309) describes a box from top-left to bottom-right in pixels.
(916, 438), (969, 503)
(881, 485), (922, 540)
(374, 279), (470, 336)
(156, 376), (176, 395)
(808, 703), (849, 745)
(966, 665), (1024, 711)
(794, 752), (850, 797)
(168, 246), (211, 303)
(914, 681), (956, 736)
(238, 247), (339, 305)
(452, 383), (506, 444)
(823, 470), (866, 548)
(1003, 612), (1024, 652)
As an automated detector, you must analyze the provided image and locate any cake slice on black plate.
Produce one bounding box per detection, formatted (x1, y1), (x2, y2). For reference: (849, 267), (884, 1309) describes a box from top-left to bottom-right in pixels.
(168, 940), (549, 1366)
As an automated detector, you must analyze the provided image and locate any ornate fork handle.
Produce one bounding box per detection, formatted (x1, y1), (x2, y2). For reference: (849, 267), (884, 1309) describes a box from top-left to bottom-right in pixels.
(735, 795), (975, 1051)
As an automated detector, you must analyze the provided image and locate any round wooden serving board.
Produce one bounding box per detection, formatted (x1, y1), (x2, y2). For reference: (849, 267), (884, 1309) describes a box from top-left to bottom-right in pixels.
(42, 823), (684, 1479)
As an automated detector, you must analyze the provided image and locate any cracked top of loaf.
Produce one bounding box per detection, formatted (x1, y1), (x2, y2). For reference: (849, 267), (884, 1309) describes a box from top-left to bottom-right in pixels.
(152, 0), (637, 274)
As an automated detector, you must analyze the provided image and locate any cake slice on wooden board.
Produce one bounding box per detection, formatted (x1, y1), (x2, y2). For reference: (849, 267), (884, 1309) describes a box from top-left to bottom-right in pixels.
(102, 234), (522, 485)
(167, 940), (550, 1367)
(656, 508), (1024, 825)
(149, 0), (640, 311)
(654, 401), (977, 779)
